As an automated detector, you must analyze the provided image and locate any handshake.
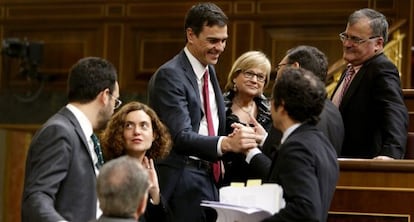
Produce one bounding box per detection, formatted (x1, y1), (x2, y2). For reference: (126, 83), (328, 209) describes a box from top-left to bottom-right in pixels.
(221, 116), (268, 154)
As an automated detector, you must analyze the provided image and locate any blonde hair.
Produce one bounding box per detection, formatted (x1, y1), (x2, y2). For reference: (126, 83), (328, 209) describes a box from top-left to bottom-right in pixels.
(224, 51), (272, 91)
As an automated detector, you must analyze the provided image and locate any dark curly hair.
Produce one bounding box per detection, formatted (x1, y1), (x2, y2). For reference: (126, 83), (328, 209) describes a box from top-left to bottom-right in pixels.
(100, 101), (172, 161)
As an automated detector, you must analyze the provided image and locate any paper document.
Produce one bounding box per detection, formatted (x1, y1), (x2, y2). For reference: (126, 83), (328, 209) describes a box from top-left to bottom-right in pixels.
(201, 183), (285, 222)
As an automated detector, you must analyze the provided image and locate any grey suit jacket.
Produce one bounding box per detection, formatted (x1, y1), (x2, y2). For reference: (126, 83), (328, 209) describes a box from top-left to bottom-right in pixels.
(22, 107), (97, 222)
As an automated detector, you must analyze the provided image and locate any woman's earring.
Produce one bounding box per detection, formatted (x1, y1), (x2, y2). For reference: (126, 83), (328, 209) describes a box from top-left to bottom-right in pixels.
(233, 83), (237, 92)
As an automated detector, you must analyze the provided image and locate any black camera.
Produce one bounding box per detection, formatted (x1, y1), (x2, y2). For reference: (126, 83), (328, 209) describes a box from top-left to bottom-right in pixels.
(2, 38), (43, 65)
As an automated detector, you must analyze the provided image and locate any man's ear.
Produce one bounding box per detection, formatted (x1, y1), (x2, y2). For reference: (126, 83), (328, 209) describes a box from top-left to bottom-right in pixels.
(98, 88), (110, 106)
(291, 61), (300, 68)
(186, 28), (194, 44)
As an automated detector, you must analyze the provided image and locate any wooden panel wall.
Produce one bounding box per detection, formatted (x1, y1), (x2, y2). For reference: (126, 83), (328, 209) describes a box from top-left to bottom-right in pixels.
(0, 0), (412, 96)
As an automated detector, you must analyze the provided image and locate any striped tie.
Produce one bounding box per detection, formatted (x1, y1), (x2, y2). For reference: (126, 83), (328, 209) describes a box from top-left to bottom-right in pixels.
(91, 134), (104, 169)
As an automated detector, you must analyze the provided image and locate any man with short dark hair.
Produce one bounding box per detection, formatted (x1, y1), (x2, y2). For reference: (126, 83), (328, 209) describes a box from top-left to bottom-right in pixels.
(148, 2), (257, 221)
(255, 68), (339, 221)
(268, 45), (344, 155)
(22, 57), (120, 222)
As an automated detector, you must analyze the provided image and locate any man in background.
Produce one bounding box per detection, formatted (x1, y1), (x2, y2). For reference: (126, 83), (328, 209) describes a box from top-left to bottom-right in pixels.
(331, 8), (408, 159)
(268, 45), (344, 156)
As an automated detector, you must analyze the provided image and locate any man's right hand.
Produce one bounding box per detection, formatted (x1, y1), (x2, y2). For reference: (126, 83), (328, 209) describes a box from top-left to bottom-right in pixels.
(221, 123), (258, 153)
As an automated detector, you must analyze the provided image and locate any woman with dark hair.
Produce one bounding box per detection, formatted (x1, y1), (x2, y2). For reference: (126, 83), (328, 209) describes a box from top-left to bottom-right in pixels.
(100, 101), (172, 222)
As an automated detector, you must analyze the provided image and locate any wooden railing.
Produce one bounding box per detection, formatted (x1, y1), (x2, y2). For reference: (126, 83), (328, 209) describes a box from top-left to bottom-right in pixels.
(328, 158), (414, 222)
(326, 19), (407, 98)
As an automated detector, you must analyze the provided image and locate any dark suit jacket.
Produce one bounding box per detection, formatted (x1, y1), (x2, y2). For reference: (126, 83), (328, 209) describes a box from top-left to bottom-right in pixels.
(22, 107), (97, 222)
(318, 99), (344, 155)
(253, 124), (338, 222)
(147, 50), (226, 220)
(331, 53), (408, 158)
(91, 216), (137, 222)
(262, 99), (344, 159)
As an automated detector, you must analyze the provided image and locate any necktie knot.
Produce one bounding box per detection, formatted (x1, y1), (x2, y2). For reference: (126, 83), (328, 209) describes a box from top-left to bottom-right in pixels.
(91, 134), (104, 169)
(204, 69), (209, 79)
(346, 64), (355, 77)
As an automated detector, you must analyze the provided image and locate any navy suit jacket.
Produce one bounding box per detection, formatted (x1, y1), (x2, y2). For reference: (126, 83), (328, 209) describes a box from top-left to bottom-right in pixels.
(22, 107), (97, 222)
(251, 124), (339, 222)
(331, 53), (408, 158)
(262, 99), (344, 160)
(147, 49), (226, 201)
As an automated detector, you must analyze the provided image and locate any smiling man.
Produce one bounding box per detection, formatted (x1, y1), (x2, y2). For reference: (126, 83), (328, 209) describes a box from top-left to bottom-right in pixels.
(331, 8), (408, 159)
(147, 2), (258, 222)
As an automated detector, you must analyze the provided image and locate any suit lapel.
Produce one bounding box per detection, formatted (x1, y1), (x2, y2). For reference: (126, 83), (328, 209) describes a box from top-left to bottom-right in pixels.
(60, 107), (96, 171)
(340, 66), (364, 108)
(208, 65), (226, 135)
(179, 51), (202, 109)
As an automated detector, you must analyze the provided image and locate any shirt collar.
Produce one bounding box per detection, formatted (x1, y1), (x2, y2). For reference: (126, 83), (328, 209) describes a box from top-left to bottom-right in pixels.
(281, 123), (301, 144)
(66, 103), (93, 138)
(184, 46), (208, 81)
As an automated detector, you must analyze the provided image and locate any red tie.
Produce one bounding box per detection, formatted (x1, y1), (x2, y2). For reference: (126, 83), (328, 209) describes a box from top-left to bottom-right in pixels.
(340, 64), (355, 99)
(203, 69), (221, 183)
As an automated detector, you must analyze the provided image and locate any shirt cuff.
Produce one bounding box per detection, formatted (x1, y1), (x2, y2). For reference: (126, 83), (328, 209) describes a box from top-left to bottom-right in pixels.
(259, 132), (268, 147)
(245, 148), (262, 163)
(217, 136), (224, 156)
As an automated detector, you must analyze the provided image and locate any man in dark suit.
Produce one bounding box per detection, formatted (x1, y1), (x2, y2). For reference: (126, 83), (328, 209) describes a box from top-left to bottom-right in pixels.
(147, 2), (257, 222)
(263, 46), (345, 158)
(331, 8), (408, 159)
(251, 67), (339, 221)
(267, 45), (344, 156)
(93, 156), (150, 222)
(21, 57), (120, 222)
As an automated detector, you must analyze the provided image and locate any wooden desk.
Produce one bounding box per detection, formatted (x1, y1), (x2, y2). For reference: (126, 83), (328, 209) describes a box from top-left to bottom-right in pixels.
(329, 158), (414, 222)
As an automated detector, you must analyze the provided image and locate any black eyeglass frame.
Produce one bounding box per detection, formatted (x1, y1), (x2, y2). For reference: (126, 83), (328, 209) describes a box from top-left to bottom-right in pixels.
(241, 70), (267, 82)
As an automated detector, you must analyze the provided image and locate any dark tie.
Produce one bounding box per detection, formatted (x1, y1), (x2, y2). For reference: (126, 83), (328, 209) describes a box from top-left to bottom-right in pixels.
(203, 69), (221, 183)
(91, 133), (104, 169)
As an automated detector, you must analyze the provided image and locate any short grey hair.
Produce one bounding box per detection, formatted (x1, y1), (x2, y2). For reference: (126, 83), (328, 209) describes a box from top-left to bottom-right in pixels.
(348, 8), (389, 43)
(97, 156), (150, 217)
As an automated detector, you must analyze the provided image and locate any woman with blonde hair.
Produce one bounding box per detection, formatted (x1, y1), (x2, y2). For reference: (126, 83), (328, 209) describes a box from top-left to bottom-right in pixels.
(222, 50), (272, 186)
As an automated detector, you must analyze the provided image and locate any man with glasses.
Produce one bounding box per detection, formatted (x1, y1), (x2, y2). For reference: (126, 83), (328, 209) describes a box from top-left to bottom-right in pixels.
(22, 57), (120, 222)
(331, 8), (408, 159)
(265, 45), (344, 157)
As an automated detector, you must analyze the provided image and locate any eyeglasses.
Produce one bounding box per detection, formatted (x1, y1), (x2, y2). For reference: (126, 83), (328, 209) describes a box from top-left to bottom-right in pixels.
(242, 70), (266, 82)
(275, 63), (290, 73)
(339, 32), (380, 44)
(109, 93), (122, 109)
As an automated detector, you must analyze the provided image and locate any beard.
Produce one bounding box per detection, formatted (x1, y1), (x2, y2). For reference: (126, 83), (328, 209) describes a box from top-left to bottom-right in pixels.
(96, 104), (113, 130)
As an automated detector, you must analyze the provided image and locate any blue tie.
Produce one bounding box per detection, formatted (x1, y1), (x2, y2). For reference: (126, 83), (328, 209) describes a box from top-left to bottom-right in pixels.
(91, 134), (104, 168)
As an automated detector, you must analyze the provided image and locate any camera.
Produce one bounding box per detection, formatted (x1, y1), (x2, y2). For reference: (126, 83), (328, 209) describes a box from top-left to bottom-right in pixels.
(1, 38), (43, 65)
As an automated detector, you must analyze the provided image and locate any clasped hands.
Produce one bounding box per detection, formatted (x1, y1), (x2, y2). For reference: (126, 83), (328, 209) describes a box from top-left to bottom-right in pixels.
(221, 116), (267, 154)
